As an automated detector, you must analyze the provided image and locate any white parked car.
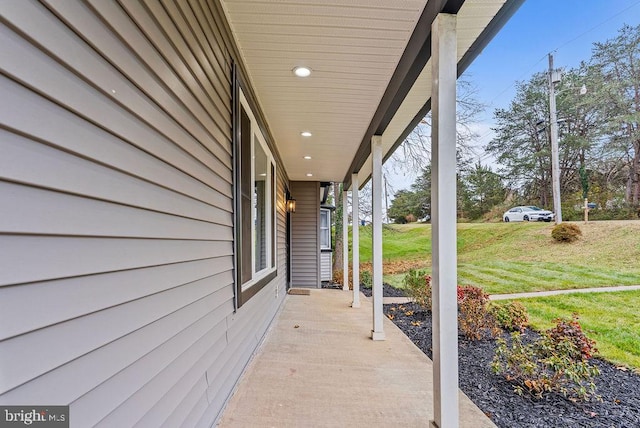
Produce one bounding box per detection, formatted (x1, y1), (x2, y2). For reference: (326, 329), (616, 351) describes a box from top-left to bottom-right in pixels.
(503, 206), (555, 222)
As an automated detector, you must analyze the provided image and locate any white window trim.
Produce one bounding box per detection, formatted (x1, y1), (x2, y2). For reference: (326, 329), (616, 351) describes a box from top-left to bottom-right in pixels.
(239, 90), (277, 292)
(320, 209), (331, 250)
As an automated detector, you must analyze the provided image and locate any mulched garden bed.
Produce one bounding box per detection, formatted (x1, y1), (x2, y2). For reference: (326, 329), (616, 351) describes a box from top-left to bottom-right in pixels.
(323, 282), (407, 298)
(385, 302), (640, 428)
(360, 283), (407, 298)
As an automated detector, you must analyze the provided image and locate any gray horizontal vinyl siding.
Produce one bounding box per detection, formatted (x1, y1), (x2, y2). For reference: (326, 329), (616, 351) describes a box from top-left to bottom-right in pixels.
(321, 252), (333, 282)
(290, 181), (320, 288)
(0, 1), (286, 427)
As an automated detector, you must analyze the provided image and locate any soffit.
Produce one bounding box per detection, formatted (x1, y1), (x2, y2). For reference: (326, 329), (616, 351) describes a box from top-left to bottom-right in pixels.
(220, 0), (516, 184)
(220, 0), (426, 182)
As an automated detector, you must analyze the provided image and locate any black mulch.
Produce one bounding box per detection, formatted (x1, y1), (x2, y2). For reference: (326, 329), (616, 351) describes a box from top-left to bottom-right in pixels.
(360, 283), (407, 298)
(322, 282), (407, 298)
(385, 302), (640, 428)
(321, 281), (343, 290)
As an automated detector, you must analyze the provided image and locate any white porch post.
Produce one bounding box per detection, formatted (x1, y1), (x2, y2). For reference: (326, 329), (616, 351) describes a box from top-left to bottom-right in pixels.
(342, 186), (349, 291)
(371, 135), (385, 340)
(351, 173), (360, 308)
(430, 13), (458, 428)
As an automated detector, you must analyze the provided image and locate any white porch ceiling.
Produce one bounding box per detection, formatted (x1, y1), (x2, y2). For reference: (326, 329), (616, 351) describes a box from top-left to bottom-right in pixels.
(220, 0), (516, 184)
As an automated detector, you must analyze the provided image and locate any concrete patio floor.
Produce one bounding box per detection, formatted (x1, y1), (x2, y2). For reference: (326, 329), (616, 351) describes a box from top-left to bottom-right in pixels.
(218, 289), (496, 427)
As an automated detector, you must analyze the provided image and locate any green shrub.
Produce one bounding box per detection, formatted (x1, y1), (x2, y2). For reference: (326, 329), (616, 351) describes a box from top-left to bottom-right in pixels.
(333, 266), (375, 289)
(490, 301), (529, 332)
(457, 285), (501, 340)
(589, 206), (639, 220)
(403, 269), (432, 310)
(551, 223), (582, 242)
(492, 315), (600, 401)
(360, 269), (372, 288)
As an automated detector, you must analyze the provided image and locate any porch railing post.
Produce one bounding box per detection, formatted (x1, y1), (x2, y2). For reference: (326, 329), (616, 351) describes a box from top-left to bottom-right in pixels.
(430, 12), (458, 428)
(351, 173), (360, 308)
(371, 135), (385, 340)
(342, 186), (349, 291)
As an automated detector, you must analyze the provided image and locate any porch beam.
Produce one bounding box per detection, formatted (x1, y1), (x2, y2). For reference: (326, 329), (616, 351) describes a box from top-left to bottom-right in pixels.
(351, 173), (360, 308)
(342, 187), (349, 291)
(371, 135), (385, 340)
(430, 13), (458, 428)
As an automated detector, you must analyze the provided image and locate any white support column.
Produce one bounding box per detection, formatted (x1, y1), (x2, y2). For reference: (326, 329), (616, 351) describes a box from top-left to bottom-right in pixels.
(351, 173), (360, 308)
(342, 187), (349, 291)
(430, 13), (458, 428)
(371, 135), (385, 340)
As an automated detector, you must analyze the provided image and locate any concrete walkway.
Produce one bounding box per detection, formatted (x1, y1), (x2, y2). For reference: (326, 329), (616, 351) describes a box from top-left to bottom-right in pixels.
(382, 284), (640, 304)
(218, 289), (495, 427)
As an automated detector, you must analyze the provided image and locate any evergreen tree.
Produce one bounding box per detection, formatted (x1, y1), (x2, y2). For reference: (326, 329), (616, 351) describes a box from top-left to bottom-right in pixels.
(461, 162), (506, 219)
(591, 24), (640, 207)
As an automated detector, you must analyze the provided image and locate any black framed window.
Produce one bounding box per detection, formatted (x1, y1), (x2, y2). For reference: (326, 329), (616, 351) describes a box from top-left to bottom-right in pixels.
(234, 84), (277, 307)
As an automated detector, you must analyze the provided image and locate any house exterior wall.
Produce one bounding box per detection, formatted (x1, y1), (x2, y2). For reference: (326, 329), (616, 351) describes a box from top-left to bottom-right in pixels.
(290, 181), (320, 288)
(0, 1), (286, 426)
(319, 207), (333, 282)
(320, 252), (333, 282)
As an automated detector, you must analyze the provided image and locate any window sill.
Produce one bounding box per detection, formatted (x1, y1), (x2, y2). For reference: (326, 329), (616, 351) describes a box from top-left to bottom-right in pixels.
(238, 269), (277, 307)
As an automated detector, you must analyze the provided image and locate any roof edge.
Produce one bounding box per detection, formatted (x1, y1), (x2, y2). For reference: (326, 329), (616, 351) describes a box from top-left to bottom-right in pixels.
(384, 0), (526, 167)
(343, 0), (525, 190)
(342, 0), (461, 187)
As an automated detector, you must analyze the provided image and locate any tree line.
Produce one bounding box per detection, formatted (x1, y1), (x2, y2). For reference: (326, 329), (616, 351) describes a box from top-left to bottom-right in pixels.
(389, 24), (640, 223)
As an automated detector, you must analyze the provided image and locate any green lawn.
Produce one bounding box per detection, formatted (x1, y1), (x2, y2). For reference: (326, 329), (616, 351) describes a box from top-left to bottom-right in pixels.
(352, 221), (640, 294)
(514, 290), (640, 369)
(358, 223), (432, 262)
(458, 261), (640, 294)
(350, 220), (640, 368)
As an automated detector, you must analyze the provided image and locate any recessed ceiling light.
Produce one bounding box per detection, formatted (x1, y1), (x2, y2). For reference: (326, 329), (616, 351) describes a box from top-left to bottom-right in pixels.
(304, 156), (312, 160)
(293, 66), (311, 77)
(301, 131), (312, 137)
(306, 173), (313, 177)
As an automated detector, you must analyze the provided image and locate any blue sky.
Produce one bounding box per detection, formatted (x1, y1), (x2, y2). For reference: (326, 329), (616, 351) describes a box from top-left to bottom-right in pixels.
(463, 0), (640, 156)
(386, 0), (640, 193)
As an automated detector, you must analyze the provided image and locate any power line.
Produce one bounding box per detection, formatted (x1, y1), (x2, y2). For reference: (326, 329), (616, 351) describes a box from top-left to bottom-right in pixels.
(483, 1), (640, 110)
(485, 55), (547, 108)
(552, 0), (640, 53)
(472, 1), (640, 160)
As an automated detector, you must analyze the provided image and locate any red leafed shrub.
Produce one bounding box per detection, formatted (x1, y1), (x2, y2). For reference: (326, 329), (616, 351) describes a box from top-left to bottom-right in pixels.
(405, 278), (502, 341)
(457, 284), (489, 303)
(544, 314), (597, 361)
(492, 315), (600, 401)
(457, 285), (500, 340)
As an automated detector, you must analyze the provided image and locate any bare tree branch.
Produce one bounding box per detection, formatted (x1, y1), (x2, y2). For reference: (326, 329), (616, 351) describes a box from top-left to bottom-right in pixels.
(388, 78), (486, 176)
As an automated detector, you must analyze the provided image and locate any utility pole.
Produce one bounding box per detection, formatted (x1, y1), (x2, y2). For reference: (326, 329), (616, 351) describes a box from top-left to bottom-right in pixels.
(548, 53), (562, 224)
